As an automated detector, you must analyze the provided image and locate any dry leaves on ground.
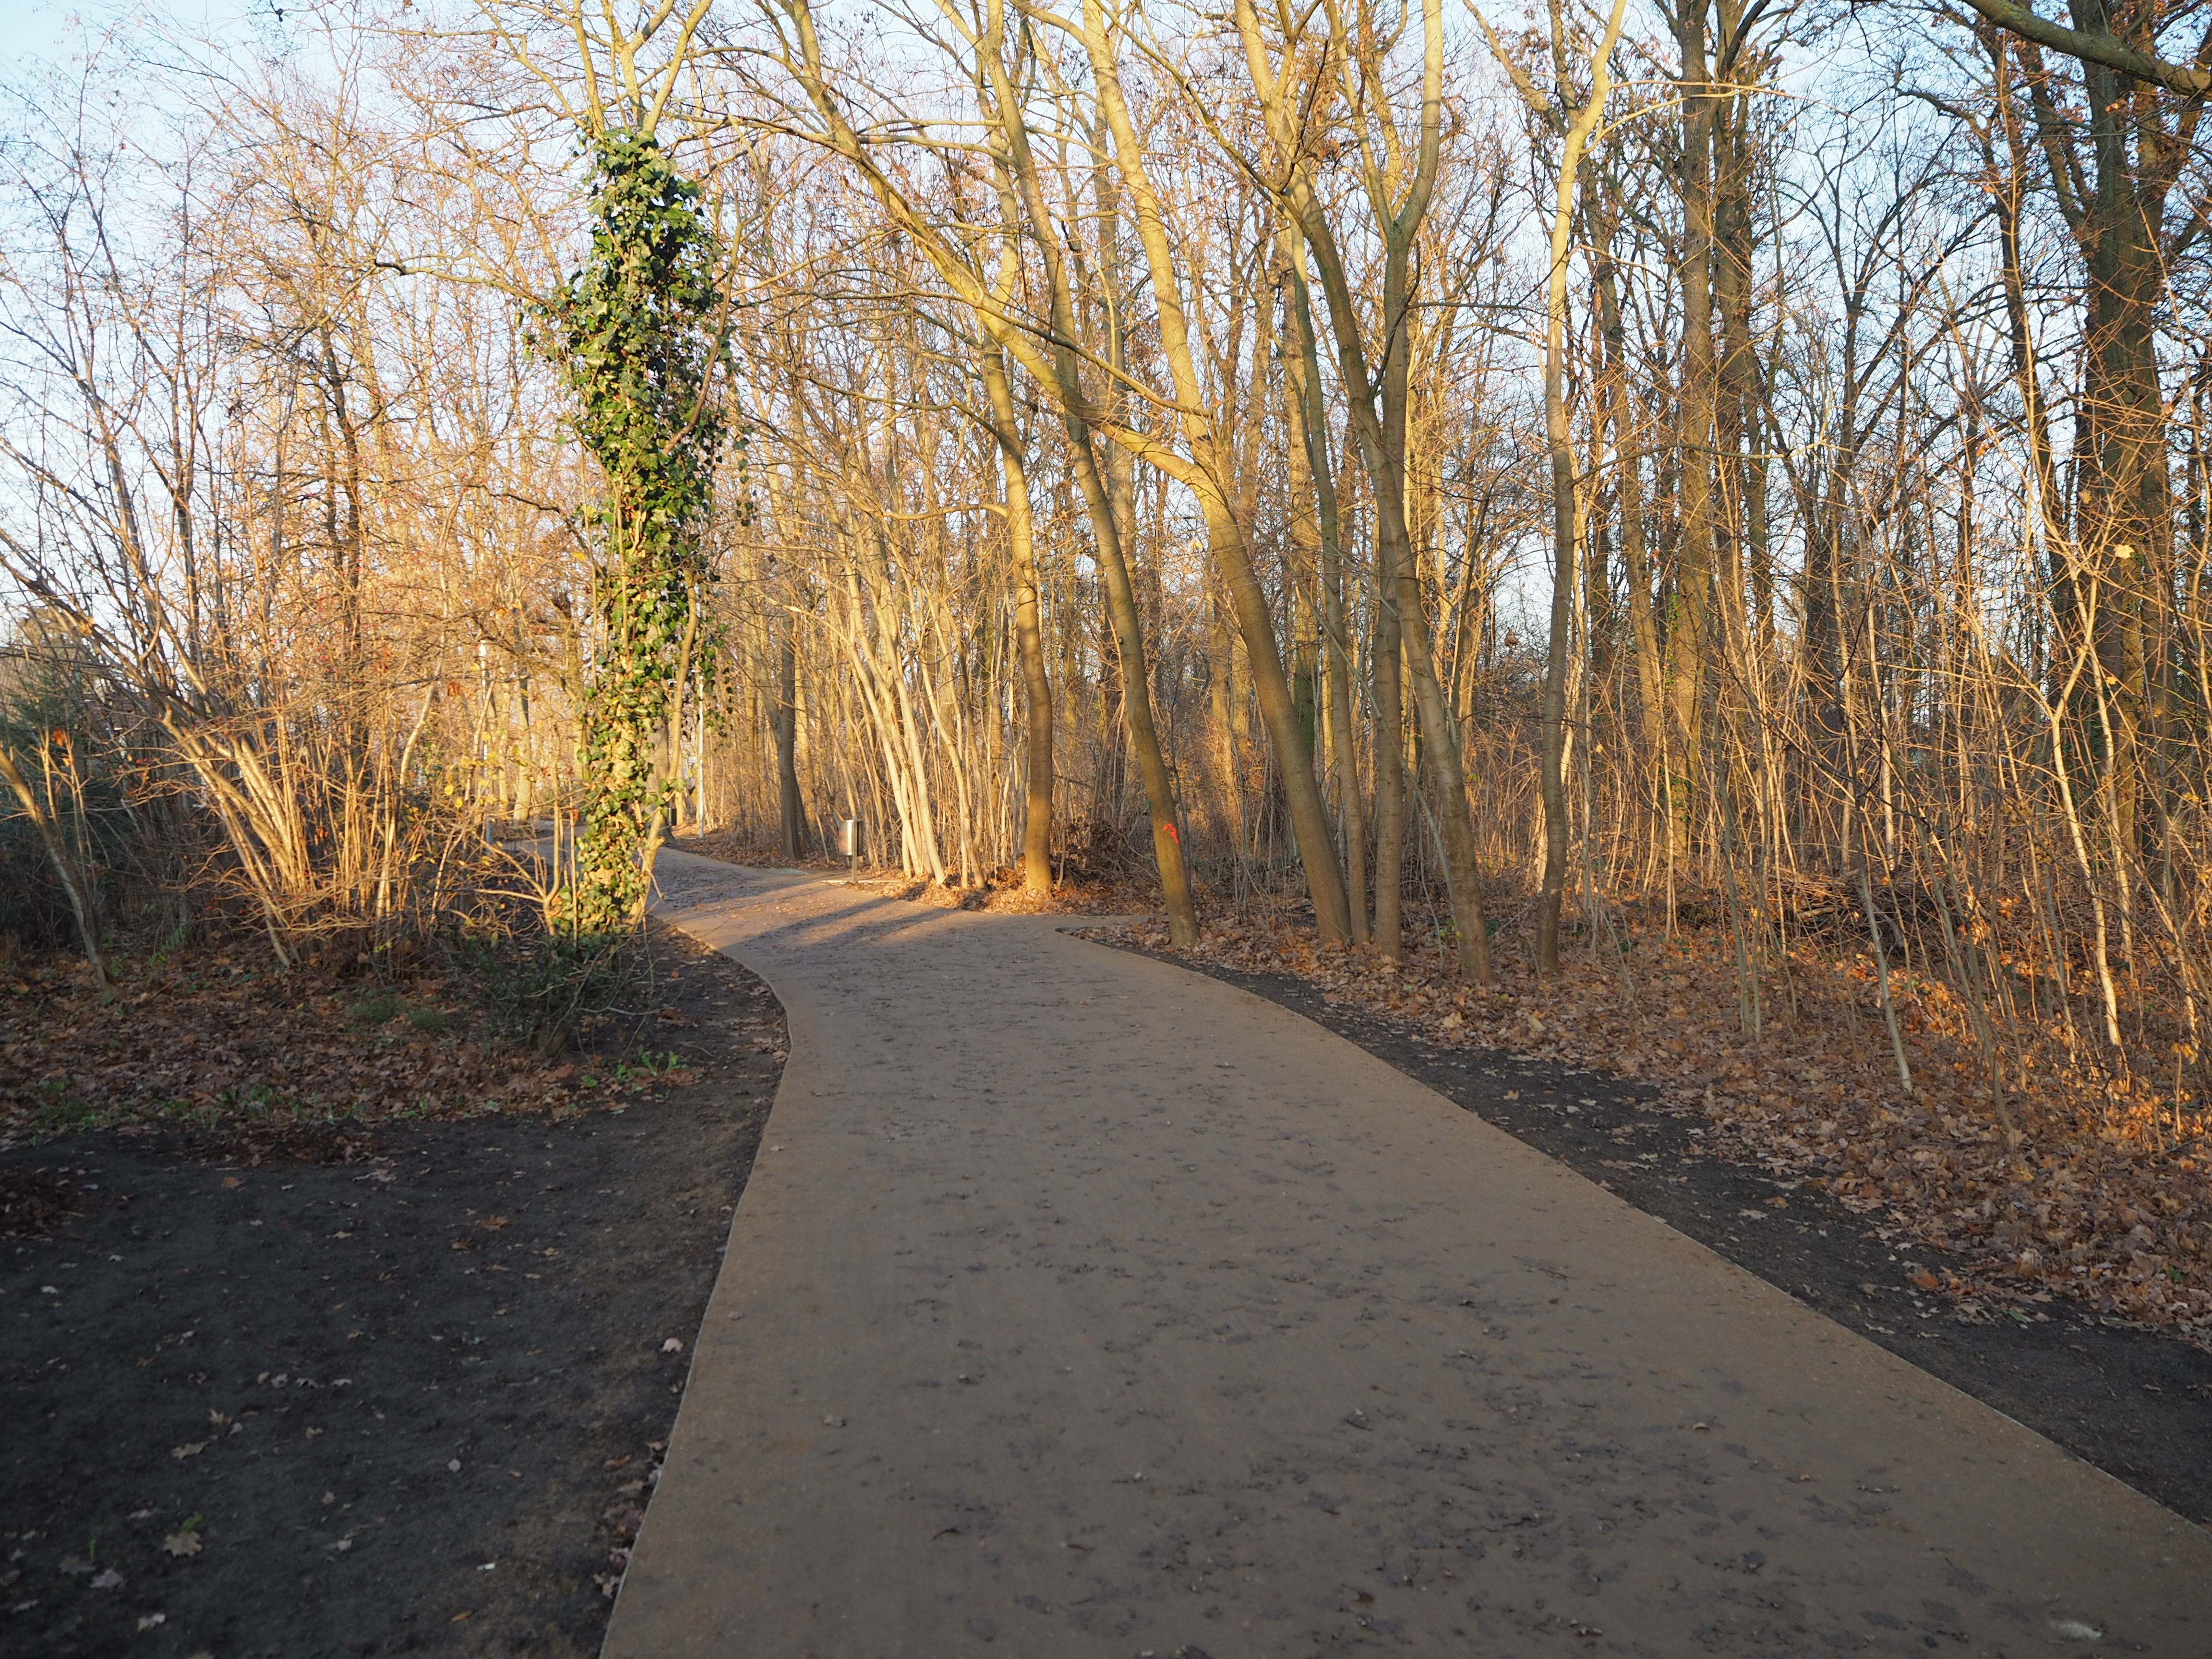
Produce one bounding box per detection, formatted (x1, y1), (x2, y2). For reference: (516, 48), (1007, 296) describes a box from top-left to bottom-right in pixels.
(0, 953), (598, 1151)
(1123, 905), (2212, 1346)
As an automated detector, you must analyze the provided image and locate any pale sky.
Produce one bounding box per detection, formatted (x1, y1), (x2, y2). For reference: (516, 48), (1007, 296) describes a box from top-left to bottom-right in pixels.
(0, 0), (257, 76)
(0, 0), (77, 62)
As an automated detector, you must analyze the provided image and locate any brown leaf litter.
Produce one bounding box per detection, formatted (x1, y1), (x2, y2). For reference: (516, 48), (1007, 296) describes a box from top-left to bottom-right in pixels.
(0, 948), (671, 1155)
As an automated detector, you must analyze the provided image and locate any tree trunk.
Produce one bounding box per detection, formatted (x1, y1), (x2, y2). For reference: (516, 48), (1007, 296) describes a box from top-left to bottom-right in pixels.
(1279, 242), (1369, 943)
(1535, 0), (1630, 971)
(775, 627), (805, 859)
(1669, 0), (1720, 857)
(1236, 0), (1489, 974)
(980, 345), (1056, 893)
(1595, 212), (1668, 868)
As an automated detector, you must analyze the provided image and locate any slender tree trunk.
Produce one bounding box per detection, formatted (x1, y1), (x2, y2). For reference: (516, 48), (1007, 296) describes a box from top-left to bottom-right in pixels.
(1670, 0), (1720, 856)
(1595, 214), (1668, 871)
(1535, 0), (1631, 971)
(980, 345), (1056, 892)
(1237, 0), (1489, 973)
(970, 11), (1198, 938)
(1068, 421), (1201, 944)
(1279, 239), (1369, 942)
(775, 626), (805, 858)
(1372, 526), (1407, 959)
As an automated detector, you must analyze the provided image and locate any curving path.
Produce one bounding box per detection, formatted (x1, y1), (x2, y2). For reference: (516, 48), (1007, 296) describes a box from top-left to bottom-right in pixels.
(604, 850), (2209, 1657)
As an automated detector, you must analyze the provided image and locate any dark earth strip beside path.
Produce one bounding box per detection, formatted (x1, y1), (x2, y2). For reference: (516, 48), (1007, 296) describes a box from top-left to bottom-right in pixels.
(1127, 942), (2212, 1528)
(1, 926), (781, 1659)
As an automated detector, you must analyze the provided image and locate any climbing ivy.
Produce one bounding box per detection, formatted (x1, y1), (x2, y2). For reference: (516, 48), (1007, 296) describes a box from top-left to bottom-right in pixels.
(542, 130), (727, 934)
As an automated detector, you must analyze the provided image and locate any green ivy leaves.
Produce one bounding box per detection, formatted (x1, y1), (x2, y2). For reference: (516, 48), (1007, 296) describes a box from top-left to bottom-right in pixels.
(541, 131), (728, 936)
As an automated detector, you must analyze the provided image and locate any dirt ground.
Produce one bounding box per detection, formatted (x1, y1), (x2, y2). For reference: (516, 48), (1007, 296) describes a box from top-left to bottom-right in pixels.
(1147, 945), (2212, 1528)
(0, 925), (782, 1659)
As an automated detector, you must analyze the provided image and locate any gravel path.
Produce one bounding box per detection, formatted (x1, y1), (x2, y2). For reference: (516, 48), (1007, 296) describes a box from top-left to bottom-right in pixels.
(609, 852), (2210, 1658)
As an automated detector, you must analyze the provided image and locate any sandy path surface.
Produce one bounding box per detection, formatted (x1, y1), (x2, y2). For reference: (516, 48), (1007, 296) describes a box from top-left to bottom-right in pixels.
(604, 852), (2209, 1657)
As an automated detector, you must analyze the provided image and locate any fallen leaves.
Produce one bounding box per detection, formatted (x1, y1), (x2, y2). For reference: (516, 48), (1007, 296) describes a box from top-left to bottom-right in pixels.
(0, 954), (587, 1150)
(169, 1441), (206, 1460)
(594, 1438), (668, 1599)
(0, 1167), (78, 1240)
(160, 1531), (203, 1558)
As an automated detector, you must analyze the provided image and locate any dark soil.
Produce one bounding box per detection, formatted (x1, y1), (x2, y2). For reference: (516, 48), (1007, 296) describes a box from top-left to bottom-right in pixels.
(0, 924), (782, 1658)
(1141, 947), (2212, 1529)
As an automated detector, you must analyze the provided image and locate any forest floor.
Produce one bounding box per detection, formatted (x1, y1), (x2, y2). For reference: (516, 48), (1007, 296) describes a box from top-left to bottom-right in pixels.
(0, 923), (784, 1659)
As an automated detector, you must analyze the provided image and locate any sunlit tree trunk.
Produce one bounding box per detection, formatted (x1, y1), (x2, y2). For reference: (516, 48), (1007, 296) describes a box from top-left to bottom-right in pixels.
(1278, 237), (1369, 942)
(978, 341), (1056, 893)
(1669, 0), (1720, 861)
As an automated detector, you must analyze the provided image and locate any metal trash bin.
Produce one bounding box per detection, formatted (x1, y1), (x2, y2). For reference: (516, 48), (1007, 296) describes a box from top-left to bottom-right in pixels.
(836, 818), (862, 876)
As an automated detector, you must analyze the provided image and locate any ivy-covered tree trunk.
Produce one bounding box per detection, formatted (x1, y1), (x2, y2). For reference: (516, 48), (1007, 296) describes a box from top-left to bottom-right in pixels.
(545, 131), (726, 934)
